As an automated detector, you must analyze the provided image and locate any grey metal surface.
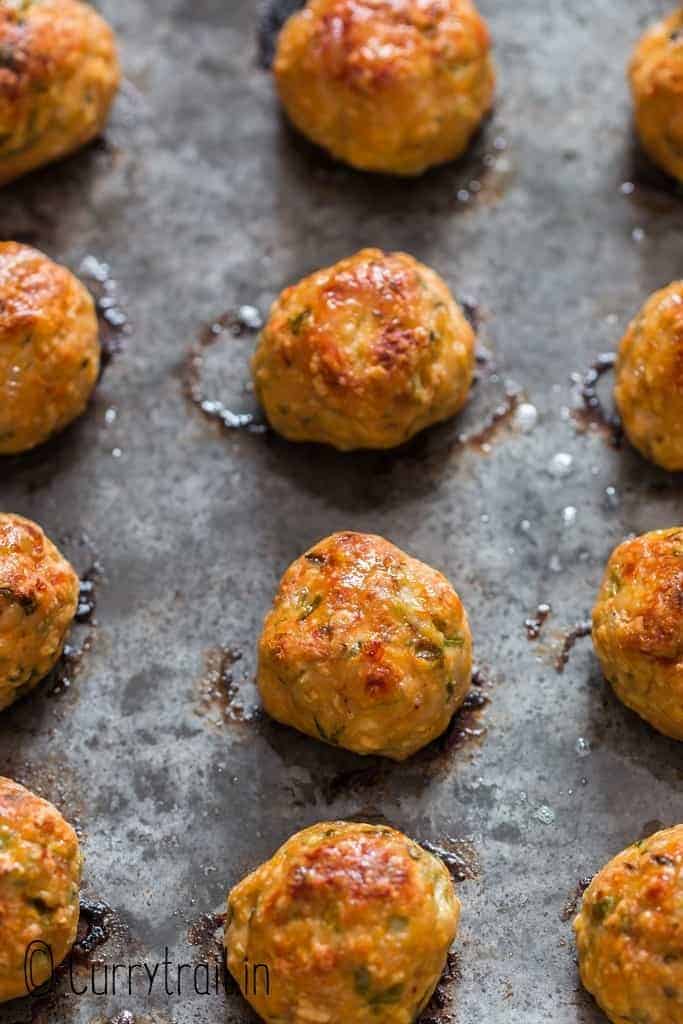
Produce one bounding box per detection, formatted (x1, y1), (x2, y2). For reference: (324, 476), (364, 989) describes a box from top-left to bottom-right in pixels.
(1, 1), (682, 1022)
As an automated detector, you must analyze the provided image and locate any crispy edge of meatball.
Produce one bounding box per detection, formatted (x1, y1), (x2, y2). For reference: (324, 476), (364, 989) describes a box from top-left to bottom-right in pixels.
(592, 528), (683, 740)
(0, 513), (79, 710)
(257, 531), (473, 760)
(0, 0), (121, 185)
(574, 824), (683, 1024)
(251, 248), (476, 451)
(0, 241), (101, 455)
(0, 776), (82, 1002)
(225, 821), (460, 1024)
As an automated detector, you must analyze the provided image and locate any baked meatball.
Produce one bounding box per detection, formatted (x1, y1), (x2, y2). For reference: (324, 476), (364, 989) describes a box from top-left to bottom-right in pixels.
(614, 282), (683, 470)
(257, 531), (473, 760)
(274, 0), (495, 176)
(592, 528), (683, 741)
(0, 513), (79, 712)
(0, 242), (100, 455)
(252, 249), (475, 451)
(0, 0), (120, 186)
(574, 824), (683, 1024)
(0, 777), (82, 1003)
(226, 821), (460, 1024)
(630, 9), (683, 182)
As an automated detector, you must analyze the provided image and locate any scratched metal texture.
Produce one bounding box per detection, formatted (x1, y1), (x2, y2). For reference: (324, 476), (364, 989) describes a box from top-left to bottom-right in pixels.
(1, 1), (682, 1022)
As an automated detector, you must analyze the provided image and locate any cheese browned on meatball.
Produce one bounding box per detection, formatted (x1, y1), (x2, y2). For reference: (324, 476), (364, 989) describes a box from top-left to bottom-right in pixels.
(257, 531), (473, 760)
(274, 0), (495, 175)
(226, 821), (460, 1024)
(252, 249), (475, 451)
(0, 0), (121, 186)
(574, 824), (683, 1024)
(0, 777), (82, 1003)
(592, 528), (683, 740)
(614, 281), (683, 471)
(630, 9), (683, 183)
(0, 514), (79, 712)
(0, 242), (100, 455)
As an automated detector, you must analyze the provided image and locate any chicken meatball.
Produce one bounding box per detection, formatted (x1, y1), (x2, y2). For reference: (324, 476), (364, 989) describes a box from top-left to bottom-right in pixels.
(0, 0), (121, 186)
(614, 281), (683, 470)
(252, 249), (475, 451)
(630, 9), (683, 183)
(274, 0), (495, 176)
(592, 528), (683, 741)
(0, 514), (79, 712)
(0, 242), (101, 455)
(257, 531), (473, 760)
(574, 824), (683, 1024)
(226, 821), (460, 1024)
(0, 777), (82, 1003)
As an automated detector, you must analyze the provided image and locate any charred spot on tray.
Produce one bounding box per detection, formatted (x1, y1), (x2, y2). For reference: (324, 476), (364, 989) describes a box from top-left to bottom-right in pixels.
(73, 894), (113, 958)
(420, 951), (461, 1023)
(187, 910), (227, 966)
(47, 564), (101, 700)
(258, 0), (305, 70)
(322, 763), (389, 804)
(183, 308), (268, 437)
(555, 621), (592, 673)
(417, 667), (491, 774)
(196, 645), (261, 729)
(525, 603), (551, 640)
(460, 296), (484, 335)
(560, 876), (592, 922)
(418, 838), (480, 883)
(572, 352), (622, 446)
(625, 136), (683, 202)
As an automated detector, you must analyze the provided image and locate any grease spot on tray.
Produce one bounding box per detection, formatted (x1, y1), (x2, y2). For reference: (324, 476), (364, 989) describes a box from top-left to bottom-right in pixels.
(48, 562), (102, 701)
(560, 876), (592, 922)
(555, 621), (592, 673)
(419, 837), (480, 882)
(79, 254), (130, 370)
(183, 308), (267, 438)
(195, 646), (261, 730)
(187, 910), (226, 965)
(525, 603), (551, 640)
(571, 352), (622, 447)
(420, 951), (461, 1024)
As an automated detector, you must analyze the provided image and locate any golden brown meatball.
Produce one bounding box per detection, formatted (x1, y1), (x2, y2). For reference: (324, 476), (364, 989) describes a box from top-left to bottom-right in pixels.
(274, 0), (495, 176)
(0, 242), (100, 455)
(0, 0), (120, 186)
(592, 528), (683, 741)
(574, 824), (683, 1024)
(0, 513), (79, 712)
(630, 9), (683, 182)
(257, 531), (473, 760)
(0, 776), (82, 1003)
(614, 282), (683, 471)
(252, 249), (475, 451)
(226, 821), (460, 1024)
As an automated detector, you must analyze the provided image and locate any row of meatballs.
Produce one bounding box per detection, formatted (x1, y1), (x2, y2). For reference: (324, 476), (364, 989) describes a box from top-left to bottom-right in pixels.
(2, 1), (683, 183)
(2, 516), (683, 749)
(2, 239), (683, 468)
(1, 779), (683, 1024)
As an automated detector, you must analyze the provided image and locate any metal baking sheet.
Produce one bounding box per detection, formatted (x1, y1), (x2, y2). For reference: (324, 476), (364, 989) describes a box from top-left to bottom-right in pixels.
(2, 1), (683, 1022)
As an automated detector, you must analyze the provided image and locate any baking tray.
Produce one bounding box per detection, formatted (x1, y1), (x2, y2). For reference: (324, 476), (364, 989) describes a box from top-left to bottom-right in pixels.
(1, 1), (683, 1022)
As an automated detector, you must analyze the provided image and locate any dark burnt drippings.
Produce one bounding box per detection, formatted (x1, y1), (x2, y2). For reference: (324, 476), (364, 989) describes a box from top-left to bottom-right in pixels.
(258, 0), (304, 68)
(555, 621), (592, 673)
(48, 565), (101, 698)
(421, 951), (461, 1024)
(525, 603), (551, 640)
(183, 308), (267, 436)
(73, 894), (113, 957)
(458, 388), (521, 452)
(322, 763), (388, 804)
(560, 876), (592, 922)
(187, 911), (227, 965)
(196, 646), (261, 727)
(572, 352), (622, 446)
(425, 668), (491, 768)
(419, 838), (480, 882)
